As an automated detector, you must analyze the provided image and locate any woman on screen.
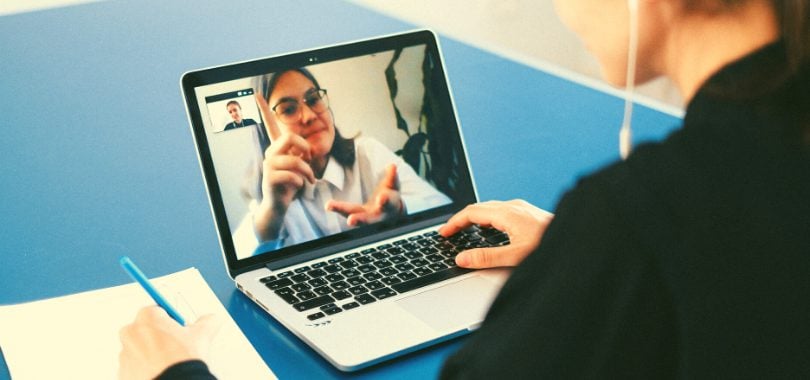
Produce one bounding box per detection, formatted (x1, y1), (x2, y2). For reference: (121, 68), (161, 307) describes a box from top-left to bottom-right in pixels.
(232, 67), (451, 256)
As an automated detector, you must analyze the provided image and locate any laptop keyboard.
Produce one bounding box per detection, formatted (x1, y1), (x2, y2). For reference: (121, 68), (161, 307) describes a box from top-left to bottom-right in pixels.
(258, 226), (510, 321)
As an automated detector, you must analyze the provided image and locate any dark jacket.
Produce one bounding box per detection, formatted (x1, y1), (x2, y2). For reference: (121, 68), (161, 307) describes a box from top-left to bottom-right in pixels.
(440, 40), (810, 379)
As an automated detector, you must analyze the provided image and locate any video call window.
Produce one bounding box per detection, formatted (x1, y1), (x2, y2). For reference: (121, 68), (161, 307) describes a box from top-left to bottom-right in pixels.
(197, 45), (462, 260)
(205, 89), (265, 133)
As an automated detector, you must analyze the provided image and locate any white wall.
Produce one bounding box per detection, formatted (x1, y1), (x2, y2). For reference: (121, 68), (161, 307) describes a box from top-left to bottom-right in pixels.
(352, 0), (684, 112)
(309, 45), (426, 150)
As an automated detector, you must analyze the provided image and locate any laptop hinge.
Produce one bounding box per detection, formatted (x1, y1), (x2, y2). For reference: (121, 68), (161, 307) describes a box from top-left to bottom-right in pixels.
(263, 214), (449, 271)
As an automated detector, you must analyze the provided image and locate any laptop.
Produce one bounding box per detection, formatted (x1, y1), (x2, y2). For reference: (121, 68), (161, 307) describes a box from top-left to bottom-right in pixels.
(180, 30), (510, 371)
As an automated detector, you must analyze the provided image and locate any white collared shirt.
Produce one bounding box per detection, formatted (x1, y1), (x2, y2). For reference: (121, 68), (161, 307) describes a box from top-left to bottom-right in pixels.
(233, 137), (451, 258)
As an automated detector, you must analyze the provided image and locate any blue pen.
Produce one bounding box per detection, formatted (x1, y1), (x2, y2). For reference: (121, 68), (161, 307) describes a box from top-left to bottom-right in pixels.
(119, 256), (186, 326)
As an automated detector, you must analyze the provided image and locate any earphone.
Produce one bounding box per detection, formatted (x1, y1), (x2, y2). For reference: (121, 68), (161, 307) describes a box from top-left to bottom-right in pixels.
(620, 0), (640, 160)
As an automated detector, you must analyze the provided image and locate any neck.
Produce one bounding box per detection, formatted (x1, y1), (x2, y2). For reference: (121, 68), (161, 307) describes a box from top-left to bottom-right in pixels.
(661, 1), (779, 102)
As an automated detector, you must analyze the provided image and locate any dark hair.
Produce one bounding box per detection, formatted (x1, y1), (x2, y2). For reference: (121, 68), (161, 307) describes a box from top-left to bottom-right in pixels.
(772, 0), (810, 72)
(226, 100), (241, 109)
(256, 68), (356, 167)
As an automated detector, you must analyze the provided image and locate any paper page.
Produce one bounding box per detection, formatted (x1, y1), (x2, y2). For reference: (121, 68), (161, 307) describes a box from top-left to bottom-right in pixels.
(0, 268), (275, 379)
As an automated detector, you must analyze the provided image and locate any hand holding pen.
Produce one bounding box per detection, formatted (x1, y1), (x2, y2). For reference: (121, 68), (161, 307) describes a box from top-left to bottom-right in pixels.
(118, 256), (222, 379)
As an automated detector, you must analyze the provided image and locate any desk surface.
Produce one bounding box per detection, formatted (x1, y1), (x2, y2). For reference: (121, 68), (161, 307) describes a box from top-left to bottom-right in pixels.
(0, 0), (681, 378)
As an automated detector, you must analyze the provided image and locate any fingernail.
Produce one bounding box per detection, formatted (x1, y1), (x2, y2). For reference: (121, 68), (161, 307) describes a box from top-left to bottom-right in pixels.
(455, 253), (469, 267)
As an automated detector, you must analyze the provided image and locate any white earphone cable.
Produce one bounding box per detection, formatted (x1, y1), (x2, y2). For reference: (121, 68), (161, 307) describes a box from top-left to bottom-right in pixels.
(620, 0), (639, 160)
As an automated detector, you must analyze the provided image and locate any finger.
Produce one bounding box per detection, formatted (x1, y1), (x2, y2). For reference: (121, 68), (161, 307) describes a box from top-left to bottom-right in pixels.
(379, 164), (399, 191)
(438, 204), (488, 237)
(286, 134), (313, 162)
(325, 200), (365, 218)
(347, 212), (373, 227)
(135, 305), (170, 323)
(266, 133), (312, 163)
(440, 201), (519, 237)
(255, 92), (281, 141)
(376, 189), (403, 213)
(268, 155), (316, 184)
(455, 246), (522, 269)
(267, 170), (306, 192)
(118, 324), (133, 343)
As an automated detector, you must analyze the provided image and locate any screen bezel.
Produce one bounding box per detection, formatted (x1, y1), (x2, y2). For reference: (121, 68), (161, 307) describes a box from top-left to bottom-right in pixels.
(181, 30), (477, 277)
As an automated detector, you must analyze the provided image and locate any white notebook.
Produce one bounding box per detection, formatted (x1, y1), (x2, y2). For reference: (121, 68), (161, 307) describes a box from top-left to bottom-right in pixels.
(0, 268), (275, 380)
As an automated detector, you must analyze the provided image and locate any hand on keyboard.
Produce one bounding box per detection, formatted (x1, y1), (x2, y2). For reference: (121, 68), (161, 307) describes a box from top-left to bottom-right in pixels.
(438, 199), (553, 269)
(261, 226), (507, 320)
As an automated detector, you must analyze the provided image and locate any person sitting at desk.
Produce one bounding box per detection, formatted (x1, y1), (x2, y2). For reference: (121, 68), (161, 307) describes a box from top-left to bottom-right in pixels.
(119, 0), (810, 378)
(232, 67), (451, 255)
(222, 100), (258, 131)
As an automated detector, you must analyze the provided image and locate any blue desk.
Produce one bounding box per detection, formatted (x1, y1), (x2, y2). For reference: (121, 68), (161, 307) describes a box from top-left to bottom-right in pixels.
(0, 1), (681, 378)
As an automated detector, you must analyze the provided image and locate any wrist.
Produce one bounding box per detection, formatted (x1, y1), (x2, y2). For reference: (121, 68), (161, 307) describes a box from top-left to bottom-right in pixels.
(254, 200), (284, 241)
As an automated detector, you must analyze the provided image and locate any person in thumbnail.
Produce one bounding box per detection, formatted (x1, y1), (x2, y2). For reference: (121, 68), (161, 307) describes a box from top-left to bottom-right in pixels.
(222, 100), (258, 131)
(233, 67), (451, 254)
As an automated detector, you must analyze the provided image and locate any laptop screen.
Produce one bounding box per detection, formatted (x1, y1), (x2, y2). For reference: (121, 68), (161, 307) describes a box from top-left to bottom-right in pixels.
(182, 31), (476, 274)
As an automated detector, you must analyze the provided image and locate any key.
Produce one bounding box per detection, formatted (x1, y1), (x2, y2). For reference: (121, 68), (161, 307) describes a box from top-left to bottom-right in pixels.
(293, 295), (335, 312)
(392, 267), (472, 294)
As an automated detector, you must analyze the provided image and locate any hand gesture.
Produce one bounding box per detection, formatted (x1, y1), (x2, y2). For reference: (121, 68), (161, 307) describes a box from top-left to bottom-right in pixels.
(326, 164), (403, 226)
(255, 91), (281, 142)
(252, 92), (316, 240)
(439, 199), (554, 269)
(118, 306), (223, 380)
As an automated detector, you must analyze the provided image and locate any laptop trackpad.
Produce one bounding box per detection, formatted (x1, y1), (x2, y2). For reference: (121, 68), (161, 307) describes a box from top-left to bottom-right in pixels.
(395, 276), (499, 332)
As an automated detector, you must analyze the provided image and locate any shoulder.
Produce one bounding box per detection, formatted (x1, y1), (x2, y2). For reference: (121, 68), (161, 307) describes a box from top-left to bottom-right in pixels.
(353, 136), (387, 151)
(495, 136), (691, 312)
(502, 136), (694, 294)
(442, 151), (680, 378)
(353, 136), (399, 160)
(567, 135), (689, 230)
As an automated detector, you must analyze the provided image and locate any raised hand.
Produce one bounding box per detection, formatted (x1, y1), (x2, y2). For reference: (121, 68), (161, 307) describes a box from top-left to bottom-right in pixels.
(253, 91), (317, 240)
(255, 91), (281, 141)
(252, 132), (316, 240)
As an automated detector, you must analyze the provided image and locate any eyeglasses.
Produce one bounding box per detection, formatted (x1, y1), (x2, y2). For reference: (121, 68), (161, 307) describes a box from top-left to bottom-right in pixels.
(271, 89), (329, 124)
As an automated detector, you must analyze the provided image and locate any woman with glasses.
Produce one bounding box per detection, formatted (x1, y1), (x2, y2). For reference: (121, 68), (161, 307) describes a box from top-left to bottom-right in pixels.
(232, 67), (450, 255)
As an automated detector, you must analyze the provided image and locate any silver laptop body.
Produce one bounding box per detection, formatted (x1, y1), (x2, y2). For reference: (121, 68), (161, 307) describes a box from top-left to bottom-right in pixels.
(181, 30), (508, 371)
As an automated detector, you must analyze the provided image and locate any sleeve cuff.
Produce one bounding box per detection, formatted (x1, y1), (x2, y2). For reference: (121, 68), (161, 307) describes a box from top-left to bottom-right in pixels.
(156, 359), (216, 380)
(253, 237), (284, 255)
